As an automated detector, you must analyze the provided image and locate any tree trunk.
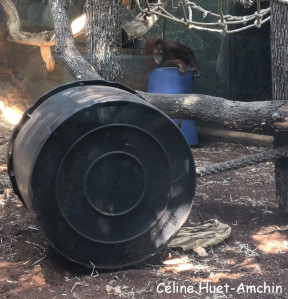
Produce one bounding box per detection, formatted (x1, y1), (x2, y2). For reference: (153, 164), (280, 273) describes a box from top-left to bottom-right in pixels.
(85, 0), (122, 82)
(270, 1), (288, 216)
(48, 0), (102, 80)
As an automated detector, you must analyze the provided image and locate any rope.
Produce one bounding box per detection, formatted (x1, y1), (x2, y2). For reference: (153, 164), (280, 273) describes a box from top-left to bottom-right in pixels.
(196, 145), (288, 177)
(218, 0), (228, 34)
(135, 0), (286, 35)
(254, 0), (263, 28)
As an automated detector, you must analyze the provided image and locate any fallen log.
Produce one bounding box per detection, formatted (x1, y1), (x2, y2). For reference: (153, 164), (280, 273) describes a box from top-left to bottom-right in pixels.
(139, 92), (288, 133)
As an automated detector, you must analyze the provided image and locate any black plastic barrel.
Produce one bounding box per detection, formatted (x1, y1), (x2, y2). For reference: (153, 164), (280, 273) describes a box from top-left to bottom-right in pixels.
(8, 80), (196, 268)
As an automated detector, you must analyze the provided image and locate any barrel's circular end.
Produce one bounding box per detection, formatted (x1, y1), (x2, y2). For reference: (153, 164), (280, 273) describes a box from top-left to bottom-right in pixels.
(84, 151), (147, 217)
(8, 81), (196, 268)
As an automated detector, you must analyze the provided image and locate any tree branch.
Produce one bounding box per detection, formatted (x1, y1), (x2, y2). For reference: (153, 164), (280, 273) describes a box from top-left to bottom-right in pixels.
(0, 0), (55, 46)
(48, 0), (103, 80)
(0, 0), (88, 73)
(0, 0), (55, 72)
(122, 0), (170, 45)
(122, 13), (159, 45)
(0, 0), (88, 46)
(139, 91), (288, 133)
(39, 46), (55, 73)
(0, 0), (161, 49)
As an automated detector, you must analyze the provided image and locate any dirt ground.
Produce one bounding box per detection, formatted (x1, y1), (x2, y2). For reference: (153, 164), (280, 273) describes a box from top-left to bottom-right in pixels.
(1, 113), (288, 299)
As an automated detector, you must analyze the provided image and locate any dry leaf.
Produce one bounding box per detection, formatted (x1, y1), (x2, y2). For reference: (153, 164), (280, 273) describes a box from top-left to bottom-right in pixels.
(106, 285), (121, 295)
(113, 286), (121, 294)
(106, 285), (113, 293)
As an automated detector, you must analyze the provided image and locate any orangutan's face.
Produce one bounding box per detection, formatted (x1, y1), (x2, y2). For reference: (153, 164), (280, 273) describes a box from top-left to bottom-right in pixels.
(153, 44), (164, 64)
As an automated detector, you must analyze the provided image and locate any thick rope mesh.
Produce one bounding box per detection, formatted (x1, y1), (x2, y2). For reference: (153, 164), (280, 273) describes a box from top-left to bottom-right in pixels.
(136, 0), (288, 35)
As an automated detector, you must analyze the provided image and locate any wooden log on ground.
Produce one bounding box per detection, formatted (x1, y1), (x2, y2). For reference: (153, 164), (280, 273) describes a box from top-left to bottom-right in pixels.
(139, 92), (288, 134)
(197, 126), (274, 146)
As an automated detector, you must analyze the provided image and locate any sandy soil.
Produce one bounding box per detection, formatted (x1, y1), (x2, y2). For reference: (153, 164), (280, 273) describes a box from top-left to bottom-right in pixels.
(1, 114), (288, 299)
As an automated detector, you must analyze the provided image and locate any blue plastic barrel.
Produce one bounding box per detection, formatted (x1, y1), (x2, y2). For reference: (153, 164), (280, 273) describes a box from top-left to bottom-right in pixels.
(148, 67), (198, 146)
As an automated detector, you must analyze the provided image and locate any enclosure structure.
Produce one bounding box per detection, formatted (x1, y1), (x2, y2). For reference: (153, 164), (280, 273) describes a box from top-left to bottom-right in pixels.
(1, 0), (288, 270)
(0, 0), (272, 100)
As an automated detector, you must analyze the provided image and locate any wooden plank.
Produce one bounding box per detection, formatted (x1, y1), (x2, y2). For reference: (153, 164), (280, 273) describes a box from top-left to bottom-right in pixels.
(197, 126), (274, 147)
